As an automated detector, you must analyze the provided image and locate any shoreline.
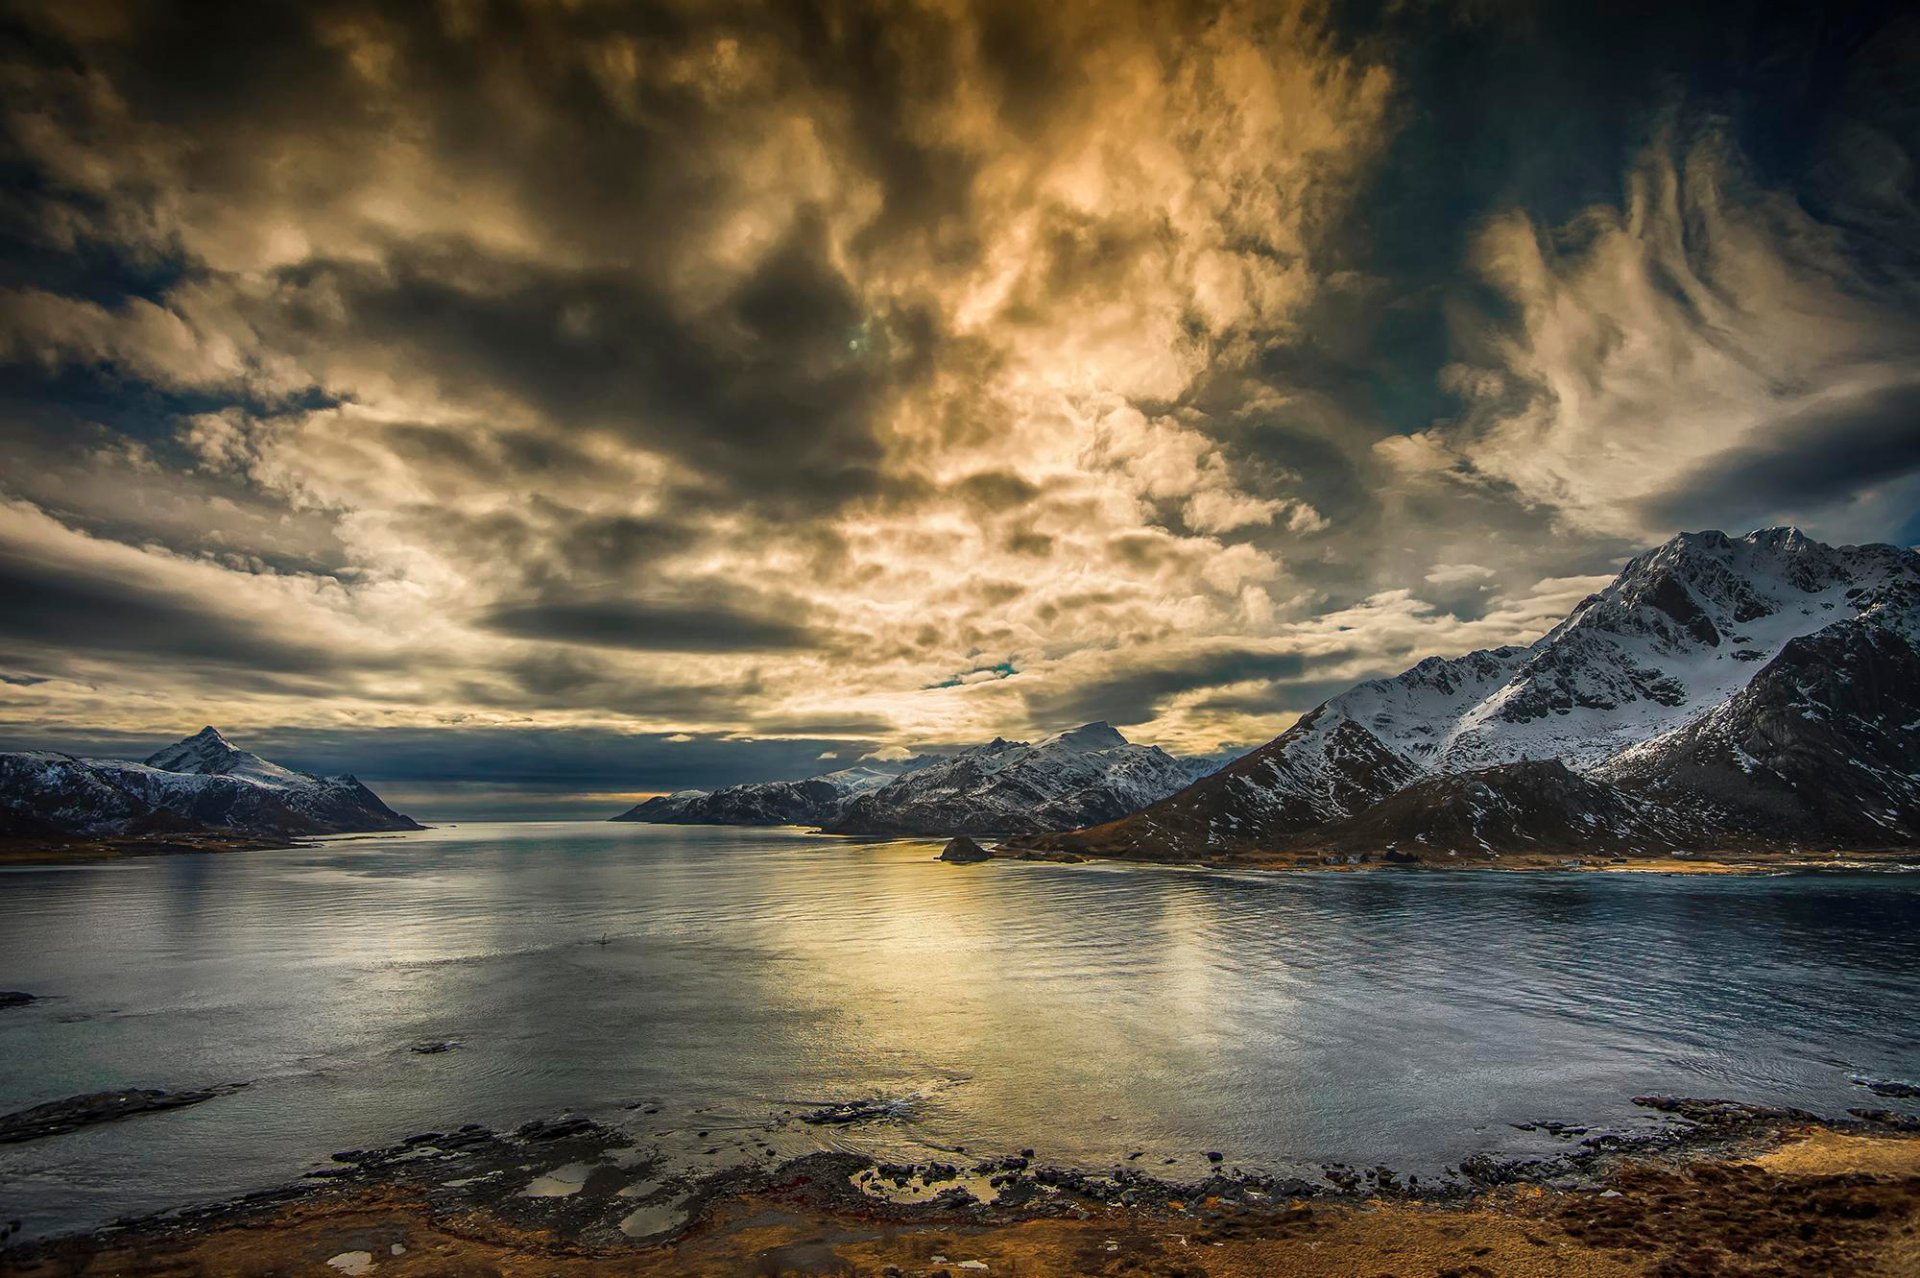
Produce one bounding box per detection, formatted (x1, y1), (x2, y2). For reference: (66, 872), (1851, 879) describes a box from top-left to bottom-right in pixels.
(9, 821), (1918, 878)
(984, 842), (1920, 877)
(3, 1101), (1916, 1277)
(0, 833), (303, 867)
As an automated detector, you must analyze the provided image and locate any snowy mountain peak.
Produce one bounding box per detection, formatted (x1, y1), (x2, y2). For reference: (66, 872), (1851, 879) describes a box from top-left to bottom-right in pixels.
(4, 729), (419, 838)
(1431, 528), (1920, 772)
(144, 727), (313, 790)
(1039, 722), (1129, 752)
(1741, 524), (1809, 551)
(827, 721), (1212, 836)
(145, 726), (245, 773)
(1023, 527), (1920, 861)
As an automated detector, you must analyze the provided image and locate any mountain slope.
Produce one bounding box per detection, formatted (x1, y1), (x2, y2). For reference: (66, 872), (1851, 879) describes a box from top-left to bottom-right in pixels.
(0, 727), (420, 839)
(617, 723), (1216, 836)
(1023, 529), (1920, 861)
(1598, 613), (1920, 844)
(1298, 760), (1698, 860)
(826, 722), (1213, 836)
(611, 756), (930, 826)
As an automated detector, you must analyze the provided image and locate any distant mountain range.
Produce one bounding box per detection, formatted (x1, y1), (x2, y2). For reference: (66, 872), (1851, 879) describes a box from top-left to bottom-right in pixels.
(0, 726), (420, 839)
(1015, 528), (1920, 863)
(613, 722), (1221, 836)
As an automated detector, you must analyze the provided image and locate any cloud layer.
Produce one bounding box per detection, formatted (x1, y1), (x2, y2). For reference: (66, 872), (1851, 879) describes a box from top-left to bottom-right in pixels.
(0, 0), (1914, 805)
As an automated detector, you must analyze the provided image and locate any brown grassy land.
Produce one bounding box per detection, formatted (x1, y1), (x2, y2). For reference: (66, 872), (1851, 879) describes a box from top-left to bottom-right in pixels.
(7, 1128), (1916, 1278)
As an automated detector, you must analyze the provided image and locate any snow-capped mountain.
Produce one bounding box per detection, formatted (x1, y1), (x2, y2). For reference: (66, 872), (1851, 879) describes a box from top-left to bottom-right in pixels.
(614, 723), (1219, 836)
(1021, 529), (1920, 860)
(611, 756), (932, 826)
(826, 722), (1217, 836)
(0, 726), (420, 839)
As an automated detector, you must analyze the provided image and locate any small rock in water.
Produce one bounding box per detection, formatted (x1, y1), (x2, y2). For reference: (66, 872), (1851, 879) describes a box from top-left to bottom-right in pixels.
(515, 1115), (595, 1141)
(799, 1098), (900, 1126)
(409, 1040), (458, 1054)
(0, 992), (36, 1010)
(326, 1251), (374, 1275)
(1853, 1076), (1920, 1099)
(938, 837), (992, 864)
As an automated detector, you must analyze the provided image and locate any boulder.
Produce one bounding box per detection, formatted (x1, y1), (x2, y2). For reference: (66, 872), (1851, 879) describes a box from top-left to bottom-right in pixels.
(938, 836), (992, 863)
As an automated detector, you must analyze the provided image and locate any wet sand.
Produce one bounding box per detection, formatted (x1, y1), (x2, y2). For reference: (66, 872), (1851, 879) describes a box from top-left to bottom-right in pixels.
(5, 1117), (1916, 1278)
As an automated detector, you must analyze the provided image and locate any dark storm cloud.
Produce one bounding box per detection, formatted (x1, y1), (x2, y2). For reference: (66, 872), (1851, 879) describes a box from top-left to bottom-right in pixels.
(1313, 0), (1920, 435)
(1187, 674), (1392, 719)
(1024, 647), (1331, 728)
(1639, 380), (1920, 531)
(2, 0), (967, 514)
(480, 599), (816, 653)
(0, 550), (359, 676)
(265, 230), (924, 515)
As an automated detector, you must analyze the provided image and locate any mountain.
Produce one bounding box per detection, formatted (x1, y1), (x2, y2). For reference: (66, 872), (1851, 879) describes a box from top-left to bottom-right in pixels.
(825, 722), (1217, 836)
(0, 726), (421, 839)
(1019, 529), (1920, 862)
(611, 756), (930, 826)
(614, 722), (1219, 836)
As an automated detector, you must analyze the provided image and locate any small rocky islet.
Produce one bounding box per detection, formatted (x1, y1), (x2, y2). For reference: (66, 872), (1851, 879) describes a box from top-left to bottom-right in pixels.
(0, 1085), (243, 1145)
(937, 836), (992, 864)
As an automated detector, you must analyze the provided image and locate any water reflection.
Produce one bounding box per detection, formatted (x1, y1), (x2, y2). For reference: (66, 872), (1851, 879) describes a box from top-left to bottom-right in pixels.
(0, 822), (1915, 1238)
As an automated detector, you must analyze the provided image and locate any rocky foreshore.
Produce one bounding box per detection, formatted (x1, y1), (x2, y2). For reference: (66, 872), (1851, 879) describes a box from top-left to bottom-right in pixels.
(3, 1098), (1917, 1277)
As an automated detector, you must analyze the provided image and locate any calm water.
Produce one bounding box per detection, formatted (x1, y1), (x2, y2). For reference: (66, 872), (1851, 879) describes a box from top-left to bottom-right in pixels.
(2, 822), (1917, 1237)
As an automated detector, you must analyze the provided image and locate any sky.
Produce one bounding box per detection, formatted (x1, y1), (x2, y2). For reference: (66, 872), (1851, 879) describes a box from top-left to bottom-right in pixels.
(1, 0), (1916, 818)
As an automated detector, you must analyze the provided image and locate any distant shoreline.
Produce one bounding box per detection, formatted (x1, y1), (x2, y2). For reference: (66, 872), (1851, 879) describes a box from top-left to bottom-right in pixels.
(985, 841), (1920, 877)
(8, 826), (1919, 876)
(0, 834), (302, 867)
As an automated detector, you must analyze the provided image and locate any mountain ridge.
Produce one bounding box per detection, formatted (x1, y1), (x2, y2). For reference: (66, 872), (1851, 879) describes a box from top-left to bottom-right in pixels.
(612, 721), (1220, 836)
(1015, 527), (1920, 864)
(0, 728), (421, 840)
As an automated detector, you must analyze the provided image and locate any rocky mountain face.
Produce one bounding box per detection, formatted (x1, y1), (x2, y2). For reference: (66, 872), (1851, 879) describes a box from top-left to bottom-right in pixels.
(827, 722), (1215, 836)
(0, 726), (421, 839)
(614, 723), (1217, 837)
(611, 757), (930, 826)
(1021, 529), (1920, 862)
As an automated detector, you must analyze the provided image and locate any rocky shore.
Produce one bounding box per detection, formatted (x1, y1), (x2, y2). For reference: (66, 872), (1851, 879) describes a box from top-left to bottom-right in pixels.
(3, 1099), (1916, 1277)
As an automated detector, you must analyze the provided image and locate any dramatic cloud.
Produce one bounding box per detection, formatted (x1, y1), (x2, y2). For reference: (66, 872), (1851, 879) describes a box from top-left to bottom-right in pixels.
(1388, 126), (1920, 541)
(0, 0), (1913, 805)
